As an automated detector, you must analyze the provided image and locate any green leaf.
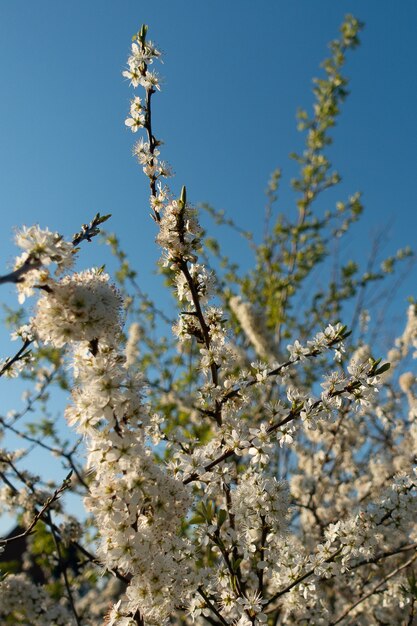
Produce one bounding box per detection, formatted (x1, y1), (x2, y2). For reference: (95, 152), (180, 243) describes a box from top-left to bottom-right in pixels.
(373, 362), (391, 376)
(96, 213), (112, 225)
(217, 509), (227, 528)
(189, 514), (205, 525)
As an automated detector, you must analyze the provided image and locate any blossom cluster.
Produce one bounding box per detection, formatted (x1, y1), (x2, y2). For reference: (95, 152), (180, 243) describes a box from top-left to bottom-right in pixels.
(123, 28), (161, 91)
(26, 256), (195, 622)
(13, 225), (75, 302)
(33, 269), (123, 348)
(0, 573), (73, 625)
(156, 196), (203, 267)
(0, 200), (200, 623)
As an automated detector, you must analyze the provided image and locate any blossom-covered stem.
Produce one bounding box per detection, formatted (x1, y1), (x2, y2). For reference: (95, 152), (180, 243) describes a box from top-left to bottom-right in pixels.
(182, 409), (306, 485)
(265, 547), (343, 612)
(207, 529), (245, 597)
(197, 587), (229, 626)
(330, 550), (417, 625)
(1, 213), (109, 290)
(143, 86), (159, 218)
(266, 532), (417, 616)
(220, 332), (347, 406)
(125, 27), (224, 425)
(256, 515), (268, 597)
(179, 259), (222, 424)
(223, 482), (244, 589)
(1, 460), (129, 584)
(47, 509), (82, 626)
(180, 261), (214, 353)
(184, 375), (367, 490)
(132, 25), (161, 222)
(352, 542), (417, 570)
(183, 448), (233, 485)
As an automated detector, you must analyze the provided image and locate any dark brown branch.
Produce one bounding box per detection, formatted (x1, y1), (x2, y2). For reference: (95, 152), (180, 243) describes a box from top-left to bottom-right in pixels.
(197, 587), (229, 626)
(0, 256), (41, 286)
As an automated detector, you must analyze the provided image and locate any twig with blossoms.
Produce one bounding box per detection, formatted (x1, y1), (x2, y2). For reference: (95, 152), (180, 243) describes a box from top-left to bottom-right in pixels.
(123, 24), (162, 221)
(0, 214), (111, 387)
(331, 549), (417, 625)
(197, 587), (229, 626)
(0, 457), (129, 585)
(0, 336), (32, 377)
(183, 363), (383, 486)
(0, 213), (109, 290)
(220, 322), (350, 408)
(125, 26), (226, 426)
(0, 470), (73, 546)
(264, 549), (344, 614)
(265, 538), (417, 617)
(265, 476), (417, 613)
(0, 256), (42, 287)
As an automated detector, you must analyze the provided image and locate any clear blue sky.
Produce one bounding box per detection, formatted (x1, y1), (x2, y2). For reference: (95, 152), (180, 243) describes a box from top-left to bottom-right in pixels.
(0, 0), (416, 533)
(0, 1), (416, 288)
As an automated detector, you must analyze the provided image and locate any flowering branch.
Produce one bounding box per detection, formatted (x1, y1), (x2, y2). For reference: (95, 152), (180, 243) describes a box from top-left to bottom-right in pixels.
(0, 471), (72, 546)
(331, 550), (417, 625)
(0, 337), (32, 377)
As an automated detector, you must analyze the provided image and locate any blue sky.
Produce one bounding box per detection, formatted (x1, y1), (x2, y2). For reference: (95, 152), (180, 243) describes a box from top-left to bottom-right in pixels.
(0, 1), (416, 289)
(0, 2), (416, 529)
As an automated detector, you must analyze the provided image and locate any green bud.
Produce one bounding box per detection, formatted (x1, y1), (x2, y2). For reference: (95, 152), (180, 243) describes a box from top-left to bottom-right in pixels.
(180, 186), (187, 206)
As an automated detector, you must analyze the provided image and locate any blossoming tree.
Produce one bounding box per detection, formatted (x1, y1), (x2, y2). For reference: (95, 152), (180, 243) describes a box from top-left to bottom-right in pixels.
(1, 14), (417, 626)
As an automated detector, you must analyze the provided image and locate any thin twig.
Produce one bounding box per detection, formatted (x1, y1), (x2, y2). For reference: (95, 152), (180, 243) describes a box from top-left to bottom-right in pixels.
(0, 337), (32, 377)
(0, 471), (73, 545)
(183, 376), (359, 485)
(47, 510), (82, 626)
(330, 550), (417, 625)
(197, 587), (229, 626)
